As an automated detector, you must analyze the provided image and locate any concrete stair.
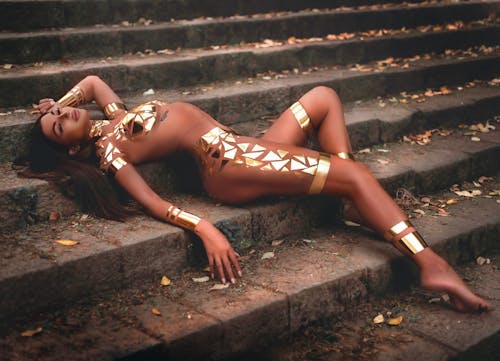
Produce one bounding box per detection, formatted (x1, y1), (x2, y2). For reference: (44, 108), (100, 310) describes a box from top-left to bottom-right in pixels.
(0, 179), (499, 360)
(0, 0), (499, 359)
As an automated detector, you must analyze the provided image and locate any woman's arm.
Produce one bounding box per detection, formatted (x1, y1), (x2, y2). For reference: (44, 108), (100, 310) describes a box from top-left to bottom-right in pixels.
(38, 75), (127, 119)
(115, 164), (242, 284)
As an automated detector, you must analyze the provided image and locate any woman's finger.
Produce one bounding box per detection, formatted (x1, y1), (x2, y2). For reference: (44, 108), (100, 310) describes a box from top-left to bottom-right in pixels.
(214, 256), (226, 284)
(221, 255), (236, 284)
(207, 255), (215, 280)
(229, 251), (242, 278)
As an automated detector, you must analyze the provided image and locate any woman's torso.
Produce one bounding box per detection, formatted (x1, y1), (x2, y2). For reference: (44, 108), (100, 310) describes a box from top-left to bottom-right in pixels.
(96, 101), (222, 164)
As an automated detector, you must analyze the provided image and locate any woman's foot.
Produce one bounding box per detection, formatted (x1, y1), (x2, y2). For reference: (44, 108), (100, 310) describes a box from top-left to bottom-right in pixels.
(416, 249), (490, 312)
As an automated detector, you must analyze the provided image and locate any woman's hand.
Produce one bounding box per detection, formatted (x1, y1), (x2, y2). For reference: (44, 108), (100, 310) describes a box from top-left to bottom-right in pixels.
(38, 98), (56, 115)
(194, 219), (242, 284)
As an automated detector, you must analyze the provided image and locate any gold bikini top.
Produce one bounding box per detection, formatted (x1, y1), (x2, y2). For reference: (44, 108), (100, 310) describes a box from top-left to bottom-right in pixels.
(90, 100), (167, 174)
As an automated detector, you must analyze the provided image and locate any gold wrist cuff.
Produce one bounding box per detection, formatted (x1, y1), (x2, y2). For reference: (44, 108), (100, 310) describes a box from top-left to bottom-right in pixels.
(384, 220), (428, 255)
(336, 152), (355, 161)
(57, 86), (85, 107)
(290, 101), (313, 136)
(166, 205), (201, 231)
(104, 102), (127, 119)
(308, 152), (331, 194)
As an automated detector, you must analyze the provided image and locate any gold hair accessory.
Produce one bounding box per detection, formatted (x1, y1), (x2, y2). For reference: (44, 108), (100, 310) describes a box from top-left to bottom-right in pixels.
(384, 220), (428, 255)
(166, 205), (201, 230)
(103, 102), (127, 119)
(290, 101), (313, 136)
(57, 85), (85, 107)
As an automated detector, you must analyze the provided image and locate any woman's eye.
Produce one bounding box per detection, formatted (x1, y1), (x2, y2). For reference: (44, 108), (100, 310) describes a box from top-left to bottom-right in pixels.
(58, 123), (63, 134)
(56, 108), (61, 115)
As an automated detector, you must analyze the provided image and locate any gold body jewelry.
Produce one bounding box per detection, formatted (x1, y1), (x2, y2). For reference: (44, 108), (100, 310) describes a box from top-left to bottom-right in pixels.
(290, 101), (313, 136)
(57, 85), (85, 107)
(336, 152), (355, 161)
(196, 126), (331, 194)
(166, 205), (201, 230)
(92, 100), (167, 174)
(384, 220), (428, 255)
(103, 102), (127, 119)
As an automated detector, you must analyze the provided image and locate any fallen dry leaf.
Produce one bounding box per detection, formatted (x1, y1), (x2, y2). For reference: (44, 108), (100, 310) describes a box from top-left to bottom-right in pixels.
(373, 314), (385, 324)
(437, 208), (449, 216)
(49, 212), (60, 221)
(151, 308), (162, 316)
(476, 256), (490, 266)
(271, 239), (284, 247)
(209, 283), (230, 291)
(344, 220), (361, 227)
(55, 239), (79, 246)
(261, 251), (275, 260)
(160, 276), (171, 286)
(21, 327), (43, 337)
(377, 159), (390, 165)
(192, 276), (210, 283)
(387, 315), (403, 326)
(471, 136), (481, 142)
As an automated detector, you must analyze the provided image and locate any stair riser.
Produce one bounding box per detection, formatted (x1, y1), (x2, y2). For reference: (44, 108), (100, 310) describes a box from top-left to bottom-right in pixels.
(2, 3), (497, 64)
(0, 0), (481, 32)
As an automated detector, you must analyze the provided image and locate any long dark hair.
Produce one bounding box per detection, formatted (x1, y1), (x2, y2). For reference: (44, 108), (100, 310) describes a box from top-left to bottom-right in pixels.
(21, 116), (134, 220)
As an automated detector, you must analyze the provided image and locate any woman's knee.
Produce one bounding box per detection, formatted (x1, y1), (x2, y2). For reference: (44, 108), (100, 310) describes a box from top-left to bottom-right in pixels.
(345, 162), (377, 195)
(302, 86), (340, 121)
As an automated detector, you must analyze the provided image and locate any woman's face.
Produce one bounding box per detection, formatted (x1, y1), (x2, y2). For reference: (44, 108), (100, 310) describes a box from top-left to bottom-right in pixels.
(40, 106), (91, 147)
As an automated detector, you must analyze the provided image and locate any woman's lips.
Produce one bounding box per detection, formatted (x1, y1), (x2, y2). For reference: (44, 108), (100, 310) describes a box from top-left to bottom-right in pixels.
(72, 109), (79, 121)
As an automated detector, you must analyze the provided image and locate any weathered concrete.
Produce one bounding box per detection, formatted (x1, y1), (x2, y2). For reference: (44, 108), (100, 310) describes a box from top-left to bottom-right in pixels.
(0, 0), (431, 32)
(1, 185), (498, 360)
(2, 5), (498, 63)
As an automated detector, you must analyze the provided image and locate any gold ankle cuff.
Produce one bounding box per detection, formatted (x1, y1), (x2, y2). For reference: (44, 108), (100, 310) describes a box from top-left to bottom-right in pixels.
(290, 101), (313, 136)
(336, 152), (355, 161)
(385, 220), (428, 255)
(308, 152), (331, 194)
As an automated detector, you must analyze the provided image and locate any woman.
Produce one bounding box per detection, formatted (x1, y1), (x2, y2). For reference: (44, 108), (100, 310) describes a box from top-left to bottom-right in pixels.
(31, 75), (489, 312)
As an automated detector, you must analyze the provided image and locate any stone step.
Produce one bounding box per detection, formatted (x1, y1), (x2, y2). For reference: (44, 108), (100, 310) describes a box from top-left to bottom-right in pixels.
(0, 177), (498, 360)
(0, 0), (421, 32)
(233, 255), (500, 361)
(2, 20), (500, 108)
(0, 30), (498, 108)
(2, 0), (497, 64)
(1, 84), (499, 230)
(0, 122), (498, 328)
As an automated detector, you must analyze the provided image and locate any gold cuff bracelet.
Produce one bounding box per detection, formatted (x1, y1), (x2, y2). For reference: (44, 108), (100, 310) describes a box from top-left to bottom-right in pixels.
(57, 85), (85, 107)
(166, 205), (201, 231)
(308, 152), (331, 194)
(104, 102), (127, 119)
(384, 220), (428, 255)
(290, 101), (313, 136)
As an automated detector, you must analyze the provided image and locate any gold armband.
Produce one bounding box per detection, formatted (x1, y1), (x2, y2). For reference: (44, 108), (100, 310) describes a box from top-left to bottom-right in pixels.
(166, 205), (201, 231)
(103, 102), (127, 119)
(336, 152), (355, 161)
(308, 152), (331, 194)
(384, 220), (428, 255)
(290, 101), (313, 136)
(57, 85), (85, 107)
